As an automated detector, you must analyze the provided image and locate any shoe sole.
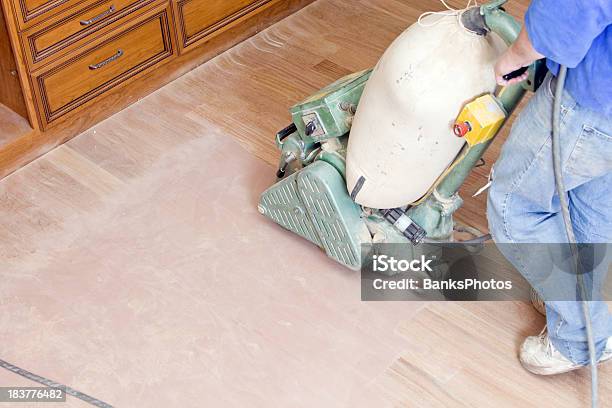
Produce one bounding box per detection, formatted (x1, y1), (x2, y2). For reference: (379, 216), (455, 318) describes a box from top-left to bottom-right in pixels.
(520, 353), (612, 376)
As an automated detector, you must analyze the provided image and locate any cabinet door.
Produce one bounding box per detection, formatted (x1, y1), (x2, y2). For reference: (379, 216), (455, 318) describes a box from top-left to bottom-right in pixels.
(174, 0), (271, 51)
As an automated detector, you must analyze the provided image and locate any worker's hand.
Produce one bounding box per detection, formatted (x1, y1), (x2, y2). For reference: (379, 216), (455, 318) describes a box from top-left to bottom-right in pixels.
(495, 48), (529, 86)
(494, 27), (544, 86)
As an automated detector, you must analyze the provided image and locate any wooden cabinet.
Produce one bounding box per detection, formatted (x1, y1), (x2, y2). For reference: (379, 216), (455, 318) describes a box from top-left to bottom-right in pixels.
(33, 1), (174, 126)
(22, 0), (154, 68)
(0, 0), (314, 178)
(175, 0), (270, 51)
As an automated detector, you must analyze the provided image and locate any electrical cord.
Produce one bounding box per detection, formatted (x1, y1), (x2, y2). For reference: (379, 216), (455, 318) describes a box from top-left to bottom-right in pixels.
(552, 66), (598, 408)
(0, 359), (113, 407)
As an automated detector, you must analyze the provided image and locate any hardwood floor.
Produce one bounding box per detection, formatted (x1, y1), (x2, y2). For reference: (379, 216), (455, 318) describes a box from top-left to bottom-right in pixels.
(1, 0), (609, 407)
(0, 103), (30, 147)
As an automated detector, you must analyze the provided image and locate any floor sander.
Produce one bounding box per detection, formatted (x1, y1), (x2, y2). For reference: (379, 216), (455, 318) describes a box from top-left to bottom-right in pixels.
(259, 0), (600, 406)
(259, 0), (545, 270)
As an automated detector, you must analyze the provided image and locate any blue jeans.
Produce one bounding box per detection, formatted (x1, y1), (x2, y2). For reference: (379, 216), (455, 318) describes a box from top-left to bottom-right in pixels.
(487, 74), (612, 365)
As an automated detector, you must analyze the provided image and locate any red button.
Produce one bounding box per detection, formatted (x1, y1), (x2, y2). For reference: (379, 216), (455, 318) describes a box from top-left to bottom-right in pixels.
(453, 121), (472, 137)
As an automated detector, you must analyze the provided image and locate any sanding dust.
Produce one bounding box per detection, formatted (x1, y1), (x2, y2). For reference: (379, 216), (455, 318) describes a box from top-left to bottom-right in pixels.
(0, 128), (417, 407)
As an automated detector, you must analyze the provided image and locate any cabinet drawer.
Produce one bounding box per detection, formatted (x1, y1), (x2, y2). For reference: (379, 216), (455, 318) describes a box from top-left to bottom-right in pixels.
(33, 2), (174, 126)
(10, 0), (87, 29)
(22, 0), (155, 68)
(175, 0), (271, 51)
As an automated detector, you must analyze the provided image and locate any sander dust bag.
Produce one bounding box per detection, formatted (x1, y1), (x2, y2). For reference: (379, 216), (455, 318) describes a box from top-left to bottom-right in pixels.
(346, 13), (506, 209)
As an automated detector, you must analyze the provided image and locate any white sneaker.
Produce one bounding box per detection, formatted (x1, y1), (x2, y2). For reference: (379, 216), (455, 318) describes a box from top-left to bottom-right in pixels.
(530, 287), (546, 316)
(520, 327), (612, 375)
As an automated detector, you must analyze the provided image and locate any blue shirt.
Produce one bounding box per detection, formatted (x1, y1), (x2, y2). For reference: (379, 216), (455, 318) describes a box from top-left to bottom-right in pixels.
(525, 0), (612, 116)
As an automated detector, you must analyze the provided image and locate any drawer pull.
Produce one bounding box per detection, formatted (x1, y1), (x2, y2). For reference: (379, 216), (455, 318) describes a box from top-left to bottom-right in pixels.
(89, 49), (124, 70)
(80, 5), (116, 26)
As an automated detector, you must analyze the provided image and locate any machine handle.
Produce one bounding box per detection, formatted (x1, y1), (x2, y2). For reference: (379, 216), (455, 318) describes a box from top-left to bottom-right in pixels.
(276, 123), (297, 145)
(80, 5), (116, 26)
(502, 66), (528, 81)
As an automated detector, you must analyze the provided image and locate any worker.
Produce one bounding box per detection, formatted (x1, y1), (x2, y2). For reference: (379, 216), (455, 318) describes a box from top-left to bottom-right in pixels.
(488, 0), (612, 375)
